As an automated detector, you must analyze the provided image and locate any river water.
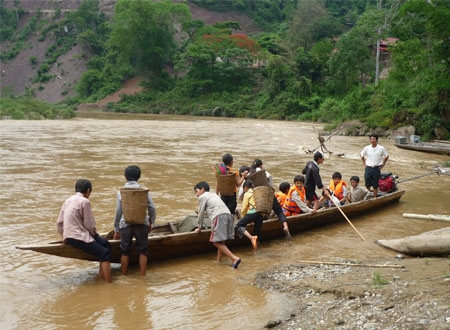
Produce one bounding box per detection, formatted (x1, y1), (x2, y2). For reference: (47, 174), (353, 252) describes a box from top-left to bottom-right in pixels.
(1, 113), (449, 330)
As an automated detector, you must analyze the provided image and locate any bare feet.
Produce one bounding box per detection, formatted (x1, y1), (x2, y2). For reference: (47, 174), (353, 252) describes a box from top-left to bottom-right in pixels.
(251, 235), (258, 250)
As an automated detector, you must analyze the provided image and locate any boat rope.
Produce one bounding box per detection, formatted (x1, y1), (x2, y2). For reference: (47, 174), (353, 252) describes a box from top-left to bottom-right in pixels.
(396, 168), (441, 184)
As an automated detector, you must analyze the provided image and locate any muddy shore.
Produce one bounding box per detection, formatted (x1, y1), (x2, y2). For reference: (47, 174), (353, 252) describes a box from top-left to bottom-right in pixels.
(256, 257), (450, 330)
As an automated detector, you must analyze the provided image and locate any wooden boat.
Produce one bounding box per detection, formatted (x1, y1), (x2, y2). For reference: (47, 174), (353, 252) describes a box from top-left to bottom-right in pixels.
(376, 227), (450, 257)
(394, 139), (450, 156)
(16, 190), (406, 264)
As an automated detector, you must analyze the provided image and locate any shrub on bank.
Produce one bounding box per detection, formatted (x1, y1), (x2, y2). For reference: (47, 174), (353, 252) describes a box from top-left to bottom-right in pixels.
(0, 97), (75, 119)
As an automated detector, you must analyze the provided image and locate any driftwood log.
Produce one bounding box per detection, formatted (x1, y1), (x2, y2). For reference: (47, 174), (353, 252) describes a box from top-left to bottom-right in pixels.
(403, 213), (450, 223)
(376, 227), (450, 256)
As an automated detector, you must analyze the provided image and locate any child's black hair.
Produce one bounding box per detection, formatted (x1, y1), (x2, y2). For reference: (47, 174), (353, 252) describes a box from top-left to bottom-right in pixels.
(239, 165), (250, 176)
(243, 179), (254, 189)
(350, 176), (360, 182)
(332, 172), (342, 180)
(125, 165), (141, 181)
(293, 175), (305, 183)
(222, 153), (233, 166)
(279, 181), (290, 194)
(194, 181), (210, 192)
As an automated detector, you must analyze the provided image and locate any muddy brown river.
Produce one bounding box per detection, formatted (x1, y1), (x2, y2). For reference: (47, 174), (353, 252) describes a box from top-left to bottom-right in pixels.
(1, 112), (449, 330)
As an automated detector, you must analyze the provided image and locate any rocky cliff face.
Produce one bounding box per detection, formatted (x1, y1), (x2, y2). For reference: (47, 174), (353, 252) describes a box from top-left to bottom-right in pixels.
(0, 0), (259, 103)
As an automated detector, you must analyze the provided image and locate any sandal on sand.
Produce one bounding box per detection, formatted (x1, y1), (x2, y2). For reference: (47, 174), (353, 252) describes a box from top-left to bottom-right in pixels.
(232, 258), (241, 269)
(251, 236), (258, 250)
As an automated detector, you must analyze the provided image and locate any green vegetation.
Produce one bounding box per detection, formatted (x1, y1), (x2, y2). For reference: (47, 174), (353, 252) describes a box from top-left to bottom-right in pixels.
(0, 96), (75, 119)
(371, 271), (389, 287)
(0, 0), (449, 139)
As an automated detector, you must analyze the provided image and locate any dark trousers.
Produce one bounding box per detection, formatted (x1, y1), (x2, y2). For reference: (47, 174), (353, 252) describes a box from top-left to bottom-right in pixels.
(66, 234), (112, 262)
(235, 212), (264, 238)
(221, 193), (237, 214)
(272, 196), (287, 223)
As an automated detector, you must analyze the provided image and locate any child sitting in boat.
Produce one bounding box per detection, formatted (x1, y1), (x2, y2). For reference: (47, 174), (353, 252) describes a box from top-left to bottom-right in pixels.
(282, 175), (315, 216)
(327, 172), (348, 206)
(346, 176), (370, 203)
(234, 180), (262, 251)
(276, 181), (290, 207)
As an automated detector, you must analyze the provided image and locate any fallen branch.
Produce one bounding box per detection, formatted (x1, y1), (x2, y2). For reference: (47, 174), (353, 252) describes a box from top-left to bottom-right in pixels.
(297, 260), (404, 268)
(306, 128), (341, 153)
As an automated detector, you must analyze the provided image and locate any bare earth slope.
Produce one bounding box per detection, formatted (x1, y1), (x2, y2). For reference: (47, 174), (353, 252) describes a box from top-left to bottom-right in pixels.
(0, 0), (260, 104)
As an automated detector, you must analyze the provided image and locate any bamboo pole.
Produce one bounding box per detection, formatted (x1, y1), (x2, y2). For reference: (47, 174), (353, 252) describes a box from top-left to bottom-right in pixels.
(297, 260), (404, 268)
(403, 213), (450, 223)
(328, 195), (366, 241)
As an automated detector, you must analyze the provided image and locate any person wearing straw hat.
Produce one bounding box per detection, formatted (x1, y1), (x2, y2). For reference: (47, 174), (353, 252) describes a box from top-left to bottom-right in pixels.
(194, 181), (241, 269)
(57, 179), (112, 283)
(113, 165), (156, 276)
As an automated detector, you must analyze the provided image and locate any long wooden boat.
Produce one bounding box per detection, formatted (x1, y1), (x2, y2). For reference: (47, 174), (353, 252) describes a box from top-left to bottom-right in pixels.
(394, 140), (450, 156)
(16, 190), (406, 264)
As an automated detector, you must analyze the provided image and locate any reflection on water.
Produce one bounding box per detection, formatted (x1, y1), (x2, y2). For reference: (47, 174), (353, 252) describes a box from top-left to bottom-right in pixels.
(1, 113), (449, 329)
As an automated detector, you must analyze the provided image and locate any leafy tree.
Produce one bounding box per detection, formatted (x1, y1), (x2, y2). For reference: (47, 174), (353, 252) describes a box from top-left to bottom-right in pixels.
(0, 0), (25, 41)
(64, 0), (110, 55)
(287, 0), (344, 51)
(327, 32), (372, 95)
(379, 0), (450, 138)
(178, 25), (261, 95)
(109, 0), (191, 76)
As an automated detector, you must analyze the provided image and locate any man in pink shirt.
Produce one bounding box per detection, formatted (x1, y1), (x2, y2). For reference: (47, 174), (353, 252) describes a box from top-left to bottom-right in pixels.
(57, 179), (112, 283)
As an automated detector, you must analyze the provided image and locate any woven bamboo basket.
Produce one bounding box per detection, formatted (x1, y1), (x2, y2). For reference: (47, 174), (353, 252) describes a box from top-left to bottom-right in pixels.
(246, 170), (268, 187)
(215, 172), (236, 196)
(120, 187), (148, 224)
(253, 186), (275, 214)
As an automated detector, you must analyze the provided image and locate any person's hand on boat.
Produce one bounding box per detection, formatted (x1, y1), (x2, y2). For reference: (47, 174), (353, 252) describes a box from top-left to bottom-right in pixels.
(195, 227), (201, 233)
(113, 231), (120, 240)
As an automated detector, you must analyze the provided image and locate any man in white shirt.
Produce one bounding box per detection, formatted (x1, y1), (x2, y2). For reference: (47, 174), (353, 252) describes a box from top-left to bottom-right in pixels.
(360, 134), (389, 198)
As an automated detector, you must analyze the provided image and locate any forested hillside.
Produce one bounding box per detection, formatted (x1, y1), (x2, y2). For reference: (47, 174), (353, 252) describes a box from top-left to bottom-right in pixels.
(1, 0), (449, 140)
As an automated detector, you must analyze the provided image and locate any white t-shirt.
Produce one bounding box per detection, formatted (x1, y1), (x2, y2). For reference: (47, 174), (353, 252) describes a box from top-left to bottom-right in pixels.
(361, 144), (388, 167)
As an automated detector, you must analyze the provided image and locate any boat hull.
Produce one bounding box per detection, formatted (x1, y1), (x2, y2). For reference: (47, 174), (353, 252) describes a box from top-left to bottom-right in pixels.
(395, 142), (450, 155)
(16, 190), (406, 264)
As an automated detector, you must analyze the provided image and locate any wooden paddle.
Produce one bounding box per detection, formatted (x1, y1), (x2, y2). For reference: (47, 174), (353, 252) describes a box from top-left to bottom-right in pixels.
(328, 193), (366, 241)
